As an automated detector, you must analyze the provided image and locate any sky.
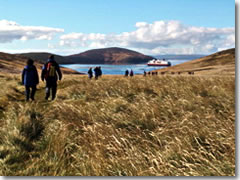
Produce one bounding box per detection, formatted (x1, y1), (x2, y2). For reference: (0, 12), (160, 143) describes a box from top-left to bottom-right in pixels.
(0, 0), (235, 55)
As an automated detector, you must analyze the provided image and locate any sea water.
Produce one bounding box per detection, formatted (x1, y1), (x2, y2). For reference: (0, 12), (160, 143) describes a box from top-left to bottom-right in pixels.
(61, 59), (189, 75)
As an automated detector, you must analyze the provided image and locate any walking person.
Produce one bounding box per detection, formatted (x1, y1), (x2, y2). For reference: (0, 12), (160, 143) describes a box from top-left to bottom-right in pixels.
(94, 66), (99, 79)
(125, 69), (129, 77)
(22, 58), (39, 101)
(41, 55), (62, 101)
(130, 69), (134, 77)
(143, 70), (147, 76)
(88, 67), (93, 79)
(98, 66), (102, 77)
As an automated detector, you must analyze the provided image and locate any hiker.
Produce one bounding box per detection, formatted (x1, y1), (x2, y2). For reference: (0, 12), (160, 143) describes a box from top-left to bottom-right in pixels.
(130, 69), (134, 77)
(98, 66), (102, 77)
(88, 67), (93, 79)
(143, 70), (147, 76)
(125, 69), (129, 77)
(22, 58), (39, 101)
(94, 66), (100, 79)
(41, 55), (62, 100)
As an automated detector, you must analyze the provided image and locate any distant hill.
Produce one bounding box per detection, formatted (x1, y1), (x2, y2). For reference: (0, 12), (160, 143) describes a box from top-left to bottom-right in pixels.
(0, 52), (28, 73)
(67, 47), (154, 64)
(19, 51), (205, 64)
(17, 48), (205, 65)
(18, 47), (154, 65)
(19, 52), (69, 64)
(154, 54), (205, 60)
(0, 52), (81, 74)
(155, 48), (235, 76)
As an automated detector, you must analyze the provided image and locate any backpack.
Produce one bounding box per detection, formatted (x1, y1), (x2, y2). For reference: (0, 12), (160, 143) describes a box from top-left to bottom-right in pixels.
(45, 62), (56, 78)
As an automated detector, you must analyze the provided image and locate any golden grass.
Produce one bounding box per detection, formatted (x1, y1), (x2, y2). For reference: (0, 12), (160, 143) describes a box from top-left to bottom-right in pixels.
(0, 73), (235, 176)
(155, 48), (235, 76)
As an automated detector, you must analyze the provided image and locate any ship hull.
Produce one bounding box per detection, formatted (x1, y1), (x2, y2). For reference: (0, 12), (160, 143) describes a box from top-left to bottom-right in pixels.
(147, 63), (170, 66)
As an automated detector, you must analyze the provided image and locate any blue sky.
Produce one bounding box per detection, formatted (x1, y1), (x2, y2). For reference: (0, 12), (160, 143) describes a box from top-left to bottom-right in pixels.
(0, 0), (235, 55)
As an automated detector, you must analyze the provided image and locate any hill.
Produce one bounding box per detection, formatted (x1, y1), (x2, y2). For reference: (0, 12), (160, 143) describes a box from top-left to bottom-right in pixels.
(18, 47), (154, 65)
(18, 52), (70, 64)
(0, 52), (29, 74)
(67, 47), (154, 64)
(155, 48), (235, 76)
(0, 52), (81, 75)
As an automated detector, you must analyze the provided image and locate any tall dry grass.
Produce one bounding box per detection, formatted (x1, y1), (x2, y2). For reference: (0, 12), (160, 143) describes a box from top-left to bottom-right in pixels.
(0, 73), (235, 176)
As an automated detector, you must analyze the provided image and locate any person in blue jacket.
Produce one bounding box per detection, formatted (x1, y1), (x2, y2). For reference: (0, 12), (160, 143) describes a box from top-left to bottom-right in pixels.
(22, 58), (39, 101)
(41, 55), (62, 100)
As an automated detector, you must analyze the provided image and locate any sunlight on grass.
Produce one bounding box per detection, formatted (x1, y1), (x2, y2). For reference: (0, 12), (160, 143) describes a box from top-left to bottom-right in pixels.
(0, 74), (235, 176)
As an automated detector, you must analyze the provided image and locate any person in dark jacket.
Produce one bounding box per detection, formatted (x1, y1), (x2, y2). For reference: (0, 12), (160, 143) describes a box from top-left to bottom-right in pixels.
(88, 67), (93, 79)
(22, 58), (39, 101)
(125, 69), (129, 77)
(41, 55), (62, 100)
(143, 70), (147, 76)
(130, 69), (134, 77)
(98, 66), (102, 77)
(94, 66), (99, 79)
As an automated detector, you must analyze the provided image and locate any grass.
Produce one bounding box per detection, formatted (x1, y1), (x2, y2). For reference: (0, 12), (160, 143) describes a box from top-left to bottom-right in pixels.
(155, 48), (235, 76)
(0, 73), (235, 176)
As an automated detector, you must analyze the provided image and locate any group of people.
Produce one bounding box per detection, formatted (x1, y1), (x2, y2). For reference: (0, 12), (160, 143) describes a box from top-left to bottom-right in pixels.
(125, 69), (134, 77)
(21, 57), (162, 101)
(22, 55), (62, 101)
(144, 70), (158, 76)
(87, 66), (102, 79)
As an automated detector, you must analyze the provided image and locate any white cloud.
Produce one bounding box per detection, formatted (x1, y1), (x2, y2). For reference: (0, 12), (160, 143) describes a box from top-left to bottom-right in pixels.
(0, 19), (64, 43)
(59, 20), (235, 54)
(1, 47), (84, 56)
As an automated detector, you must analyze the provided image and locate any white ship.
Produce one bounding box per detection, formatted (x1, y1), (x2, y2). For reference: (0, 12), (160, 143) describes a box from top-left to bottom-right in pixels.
(147, 59), (171, 66)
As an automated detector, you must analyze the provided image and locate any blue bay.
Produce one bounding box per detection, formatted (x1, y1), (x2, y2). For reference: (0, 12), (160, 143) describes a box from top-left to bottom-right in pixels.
(61, 59), (190, 75)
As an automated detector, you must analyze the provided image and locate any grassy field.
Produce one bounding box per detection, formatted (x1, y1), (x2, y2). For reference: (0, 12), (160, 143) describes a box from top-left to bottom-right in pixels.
(0, 73), (235, 176)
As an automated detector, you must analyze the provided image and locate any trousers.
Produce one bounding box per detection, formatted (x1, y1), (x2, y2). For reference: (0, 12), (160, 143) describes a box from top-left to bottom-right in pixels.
(25, 85), (36, 101)
(45, 84), (57, 100)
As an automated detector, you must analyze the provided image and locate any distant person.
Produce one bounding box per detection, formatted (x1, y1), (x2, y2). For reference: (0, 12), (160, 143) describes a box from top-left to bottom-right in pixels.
(98, 66), (102, 77)
(125, 69), (129, 77)
(130, 69), (134, 77)
(148, 72), (151, 76)
(94, 67), (99, 79)
(41, 55), (62, 100)
(88, 67), (93, 79)
(22, 58), (39, 101)
(143, 70), (147, 76)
